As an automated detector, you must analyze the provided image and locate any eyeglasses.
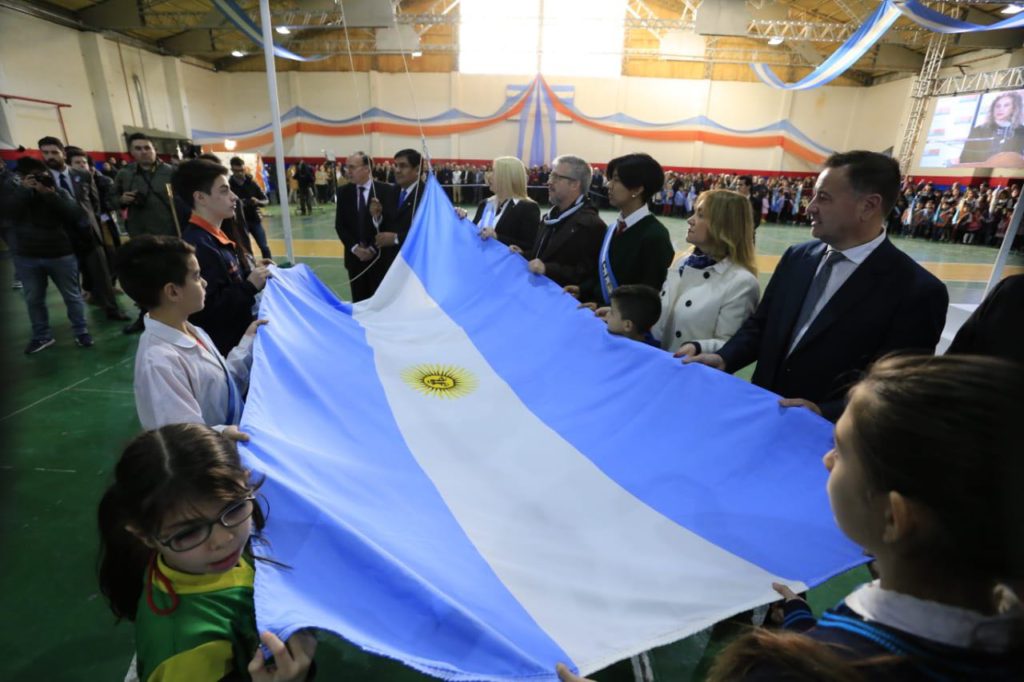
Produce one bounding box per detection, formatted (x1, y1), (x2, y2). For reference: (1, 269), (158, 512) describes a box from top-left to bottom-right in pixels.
(549, 172), (576, 183)
(157, 496), (256, 552)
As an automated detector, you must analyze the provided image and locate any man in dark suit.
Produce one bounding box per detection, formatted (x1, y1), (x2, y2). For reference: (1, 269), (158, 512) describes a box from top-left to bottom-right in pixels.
(521, 154), (605, 289)
(687, 151), (948, 422)
(372, 148), (422, 278)
(39, 136), (129, 321)
(335, 151), (396, 302)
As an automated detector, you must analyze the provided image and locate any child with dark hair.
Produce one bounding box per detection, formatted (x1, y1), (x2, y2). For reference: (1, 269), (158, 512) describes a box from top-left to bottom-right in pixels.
(604, 284), (662, 346)
(98, 424), (316, 681)
(114, 235), (265, 438)
(558, 354), (1024, 682)
(175, 159), (272, 354)
(579, 153), (673, 305)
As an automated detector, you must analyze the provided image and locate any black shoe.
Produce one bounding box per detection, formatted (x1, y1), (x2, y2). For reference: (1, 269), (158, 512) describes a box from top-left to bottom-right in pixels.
(122, 316), (145, 334)
(25, 337), (56, 354)
(107, 309), (131, 321)
(75, 332), (95, 348)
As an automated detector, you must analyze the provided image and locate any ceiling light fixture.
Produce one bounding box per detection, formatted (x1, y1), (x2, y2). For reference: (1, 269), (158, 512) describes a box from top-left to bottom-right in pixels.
(224, 139), (237, 151)
(231, 50), (245, 57)
(412, 51), (423, 58)
(276, 26), (291, 35)
(768, 36), (784, 46)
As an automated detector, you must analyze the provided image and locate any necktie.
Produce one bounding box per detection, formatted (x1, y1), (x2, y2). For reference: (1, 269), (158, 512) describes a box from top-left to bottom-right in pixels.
(615, 218), (627, 235)
(791, 250), (847, 345)
(358, 185), (366, 214)
(398, 188), (407, 208)
(58, 173), (72, 194)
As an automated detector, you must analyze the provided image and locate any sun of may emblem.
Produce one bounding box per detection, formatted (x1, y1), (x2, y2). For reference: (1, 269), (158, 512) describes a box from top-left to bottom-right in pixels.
(402, 364), (478, 399)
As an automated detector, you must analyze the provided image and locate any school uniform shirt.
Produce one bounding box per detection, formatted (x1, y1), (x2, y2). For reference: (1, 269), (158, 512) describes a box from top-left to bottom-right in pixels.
(135, 554), (258, 682)
(745, 581), (1020, 681)
(133, 316), (253, 431)
(652, 255), (760, 354)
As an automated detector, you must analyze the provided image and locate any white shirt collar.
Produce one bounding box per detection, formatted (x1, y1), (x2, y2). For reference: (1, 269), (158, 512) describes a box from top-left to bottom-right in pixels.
(399, 180), (418, 196)
(620, 204), (651, 229)
(358, 179), (373, 193)
(830, 227), (886, 265)
(845, 580), (1016, 652)
(143, 315), (199, 349)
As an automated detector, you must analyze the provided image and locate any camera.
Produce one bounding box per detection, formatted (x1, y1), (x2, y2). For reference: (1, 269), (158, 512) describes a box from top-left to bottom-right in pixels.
(131, 190), (148, 206)
(30, 173), (55, 189)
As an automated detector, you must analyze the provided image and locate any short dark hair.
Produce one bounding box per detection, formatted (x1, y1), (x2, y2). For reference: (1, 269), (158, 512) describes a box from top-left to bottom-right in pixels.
(824, 151), (901, 214)
(606, 153), (664, 202)
(38, 136), (64, 150)
(229, 156), (244, 167)
(16, 156), (48, 174)
(394, 148), (422, 168)
(172, 159), (228, 208)
(126, 132), (152, 147)
(738, 175), (753, 187)
(610, 284), (661, 333)
(114, 235), (196, 309)
(65, 146), (90, 164)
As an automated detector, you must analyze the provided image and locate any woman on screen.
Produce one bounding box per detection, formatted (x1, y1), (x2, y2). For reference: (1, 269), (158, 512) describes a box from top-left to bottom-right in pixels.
(959, 91), (1024, 164)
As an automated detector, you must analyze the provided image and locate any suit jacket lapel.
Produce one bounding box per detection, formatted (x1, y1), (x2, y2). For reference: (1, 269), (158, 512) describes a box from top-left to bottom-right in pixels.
(791, 239), (895, 354)
(778, 242), (827, 346)
(539, 215), (577, 258)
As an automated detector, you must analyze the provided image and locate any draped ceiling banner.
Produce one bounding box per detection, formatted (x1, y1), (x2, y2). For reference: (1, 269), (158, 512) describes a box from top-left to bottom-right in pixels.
(893, 0), (1024, 32)
(750, 0), (902, 90)
(194, 77), (834, 164)
(239, 175), (867, 681)
(212, 0), (327, 62)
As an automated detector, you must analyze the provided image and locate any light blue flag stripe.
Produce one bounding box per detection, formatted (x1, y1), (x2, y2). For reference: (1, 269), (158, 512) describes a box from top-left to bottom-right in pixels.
(241, 265), (570, 679)
(894, 0), (1024, 32)
(399, 177), (864, 586)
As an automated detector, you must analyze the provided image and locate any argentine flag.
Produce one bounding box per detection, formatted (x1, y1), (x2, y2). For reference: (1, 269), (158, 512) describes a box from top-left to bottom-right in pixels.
(240, 176), (865, 680)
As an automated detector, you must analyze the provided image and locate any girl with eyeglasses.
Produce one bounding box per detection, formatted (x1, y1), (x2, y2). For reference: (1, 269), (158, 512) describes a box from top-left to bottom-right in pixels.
(98, 423), (316, 682)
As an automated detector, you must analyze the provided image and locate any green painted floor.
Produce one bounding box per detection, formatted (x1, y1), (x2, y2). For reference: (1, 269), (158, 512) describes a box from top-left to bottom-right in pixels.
(1, 204), (1019, 680)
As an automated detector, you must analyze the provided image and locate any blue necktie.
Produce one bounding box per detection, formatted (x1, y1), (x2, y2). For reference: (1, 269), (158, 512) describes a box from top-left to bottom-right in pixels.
(358, 185), (366, 214)
(791, 250), (847, 345)
(398, 189), (407, 208)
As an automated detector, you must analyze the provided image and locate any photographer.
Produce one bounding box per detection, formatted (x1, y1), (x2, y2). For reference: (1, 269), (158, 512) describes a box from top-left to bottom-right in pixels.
(1, 157), (93, 353)
(111, 132), (176, 238)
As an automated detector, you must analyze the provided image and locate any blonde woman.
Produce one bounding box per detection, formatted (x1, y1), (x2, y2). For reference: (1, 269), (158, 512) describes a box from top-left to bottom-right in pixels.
(652, 189), (760, 357)
(473, 156), (540, 253)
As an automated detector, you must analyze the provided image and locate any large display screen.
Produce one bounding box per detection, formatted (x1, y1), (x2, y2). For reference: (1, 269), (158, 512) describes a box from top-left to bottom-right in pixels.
(920, 90), (1024, 169)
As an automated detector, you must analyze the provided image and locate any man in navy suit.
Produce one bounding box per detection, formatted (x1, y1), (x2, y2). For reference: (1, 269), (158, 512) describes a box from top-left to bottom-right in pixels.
(373, 148), (422, 277)
(334, 151), (396, 302)
(687, 151), (948, 422)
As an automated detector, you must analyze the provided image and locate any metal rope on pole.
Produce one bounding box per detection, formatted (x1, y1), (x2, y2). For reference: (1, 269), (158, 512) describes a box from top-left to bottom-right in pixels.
(259, 0), (295, 265)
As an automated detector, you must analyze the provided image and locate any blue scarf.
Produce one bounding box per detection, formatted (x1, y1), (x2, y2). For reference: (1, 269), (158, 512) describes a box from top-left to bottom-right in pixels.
(680, 249), (717, 274)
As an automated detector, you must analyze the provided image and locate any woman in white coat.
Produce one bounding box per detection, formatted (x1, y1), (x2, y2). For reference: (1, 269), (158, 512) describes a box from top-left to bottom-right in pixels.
(652, 189), (759, 357)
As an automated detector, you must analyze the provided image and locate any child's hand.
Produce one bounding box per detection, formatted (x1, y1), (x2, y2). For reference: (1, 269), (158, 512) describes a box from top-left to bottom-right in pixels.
(249, 630), (318, 682)
(245, 319), (269, 337)
(479, 228), (497, 241)
(555, 663), (592, 682)
(674, 343), (697, 359)
(771, 582), (802, 602)
(593, 306), (610, 319)
(577, 302), (598, 312)
(222, 426), (250, 442)
(563, 285), (580, 300)
(527, 258), (546, 275)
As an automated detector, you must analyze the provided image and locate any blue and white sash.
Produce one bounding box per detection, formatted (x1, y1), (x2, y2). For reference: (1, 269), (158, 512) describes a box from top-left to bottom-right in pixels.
(597, 223), (619, 304)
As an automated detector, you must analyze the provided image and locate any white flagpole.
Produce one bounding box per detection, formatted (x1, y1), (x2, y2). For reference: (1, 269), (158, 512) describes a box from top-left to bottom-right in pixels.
(259, 0), (295, 264)
(986, 186), (1023, 295)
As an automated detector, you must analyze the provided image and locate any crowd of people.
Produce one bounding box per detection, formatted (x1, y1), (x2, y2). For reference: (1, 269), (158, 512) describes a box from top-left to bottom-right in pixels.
(3, 134), (1023, 681)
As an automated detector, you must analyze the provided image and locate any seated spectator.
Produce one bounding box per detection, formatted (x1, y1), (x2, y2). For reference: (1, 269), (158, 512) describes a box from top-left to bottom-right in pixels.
(115, 235), (264, 438)
(174, 159), (271, 355)
(651, 189), (760, 356)
(603, 284), (661, 346)
(559, 354), (1024, 682)
(474, 156), (541, 253)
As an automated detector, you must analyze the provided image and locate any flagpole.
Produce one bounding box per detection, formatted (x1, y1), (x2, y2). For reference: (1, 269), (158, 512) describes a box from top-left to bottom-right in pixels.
(259, 0), (295, 264)
(986, 184), (1023, 295)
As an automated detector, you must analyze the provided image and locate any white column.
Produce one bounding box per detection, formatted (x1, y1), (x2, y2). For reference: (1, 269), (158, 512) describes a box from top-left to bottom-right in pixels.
(78, 32), (127, 151)
(162, 57), (192, 137)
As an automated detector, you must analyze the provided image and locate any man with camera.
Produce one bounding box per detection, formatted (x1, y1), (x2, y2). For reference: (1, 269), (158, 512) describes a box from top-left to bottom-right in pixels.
(1, 157), (93, 353)
(112, 132), (178, 332)
(111, 132), (177, 238)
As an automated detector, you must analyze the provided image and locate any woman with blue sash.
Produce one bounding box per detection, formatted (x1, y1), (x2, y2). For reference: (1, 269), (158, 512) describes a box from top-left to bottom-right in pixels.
(583, 153), (674, 305)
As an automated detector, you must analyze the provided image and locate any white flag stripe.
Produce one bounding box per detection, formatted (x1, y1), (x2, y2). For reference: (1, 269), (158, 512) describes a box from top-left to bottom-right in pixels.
(354, 256), (807, 674)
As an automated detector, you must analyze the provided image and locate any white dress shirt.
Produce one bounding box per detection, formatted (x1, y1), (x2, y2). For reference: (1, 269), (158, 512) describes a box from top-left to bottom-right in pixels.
(789, 228), (887, 351)
(653, 255), (760, 353)
(845, 580), (1015, 653)
(617, 204), (651, 232)
(133, 316), (254, 431)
